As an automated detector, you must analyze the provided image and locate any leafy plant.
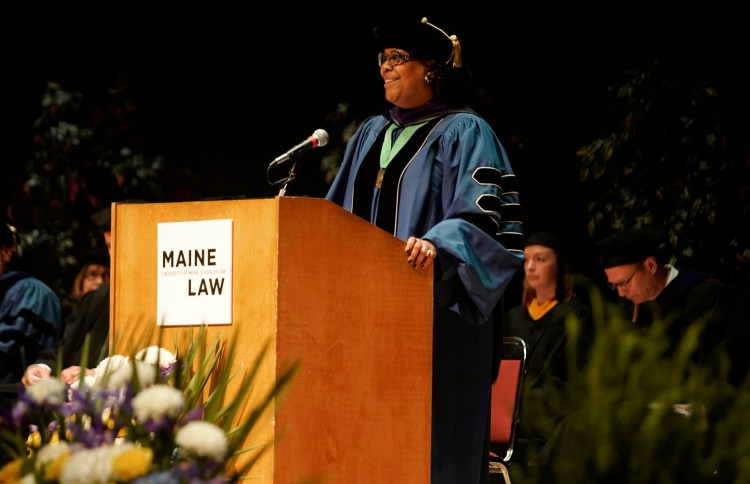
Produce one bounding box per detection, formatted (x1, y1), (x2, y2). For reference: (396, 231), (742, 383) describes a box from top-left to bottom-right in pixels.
(7, 81), (178, 310)
(511, 284), (750, 483)
(575, 61), (750, 290)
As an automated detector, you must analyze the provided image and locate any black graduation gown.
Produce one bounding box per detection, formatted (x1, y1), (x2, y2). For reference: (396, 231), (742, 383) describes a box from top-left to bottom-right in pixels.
(632, 269), (750, 384)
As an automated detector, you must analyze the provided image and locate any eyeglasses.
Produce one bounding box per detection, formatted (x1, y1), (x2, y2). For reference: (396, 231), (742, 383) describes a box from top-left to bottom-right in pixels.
(84, 270), (110, 282)
(607, 262), (642, 291)
(378, 51), (411, 67)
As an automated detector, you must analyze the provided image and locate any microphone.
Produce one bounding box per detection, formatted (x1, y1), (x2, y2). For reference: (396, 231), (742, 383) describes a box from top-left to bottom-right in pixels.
(270, 129), (329, 165)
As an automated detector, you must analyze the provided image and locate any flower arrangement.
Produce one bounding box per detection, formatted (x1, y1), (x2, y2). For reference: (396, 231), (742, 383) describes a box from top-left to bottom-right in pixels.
(0, 327), (298, 484)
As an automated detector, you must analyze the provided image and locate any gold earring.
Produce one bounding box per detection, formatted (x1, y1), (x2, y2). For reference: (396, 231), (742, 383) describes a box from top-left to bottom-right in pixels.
(424, 72), (434, 84)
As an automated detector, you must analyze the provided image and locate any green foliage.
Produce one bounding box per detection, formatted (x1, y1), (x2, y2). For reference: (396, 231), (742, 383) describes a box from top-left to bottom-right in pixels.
(512, 286), (750, 483)
(576, 61), (750, 289)
(7, 81), (174, 307)
(318, 102), (363, 185)
(107, 322), (301, 477)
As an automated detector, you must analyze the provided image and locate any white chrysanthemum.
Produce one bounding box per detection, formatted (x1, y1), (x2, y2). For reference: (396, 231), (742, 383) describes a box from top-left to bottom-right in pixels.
(106, 360), (159, 390)
(17, 474), (35, 484)
(59, 443), (133, 484)
(68, 373), (96, 401)
(26, 377), (66, 405)
(132, 384), (184, 422)
(92, 354), (130, 386)
(175, 421), (228, 461)
(135, 346), (177, 368)
(36, 441), (72, 468)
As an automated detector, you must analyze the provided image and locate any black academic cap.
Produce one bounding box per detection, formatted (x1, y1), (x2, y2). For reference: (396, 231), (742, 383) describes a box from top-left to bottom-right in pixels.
(594, 227), (668, 268)
(78, 247), (110, 267)
(91, 207), (111, 231)
(374, 17), (462, 68)
(90, 199), (148, 231)
(525, 230), (565, 254)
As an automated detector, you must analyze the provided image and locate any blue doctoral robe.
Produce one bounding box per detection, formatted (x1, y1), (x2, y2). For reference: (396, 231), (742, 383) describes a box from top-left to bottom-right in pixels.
(0, 271), (63, 384)
(327, 110), (524, 483)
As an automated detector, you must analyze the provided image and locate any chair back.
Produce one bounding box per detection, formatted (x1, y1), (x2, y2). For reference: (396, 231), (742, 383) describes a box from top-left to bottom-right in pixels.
(490, 336), (527, 463)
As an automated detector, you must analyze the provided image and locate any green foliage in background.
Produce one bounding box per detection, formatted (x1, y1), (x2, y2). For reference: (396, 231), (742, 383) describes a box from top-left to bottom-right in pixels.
(6, 81), (178, 310)
(576, 61), (750, 290)
(511, 284), (750, 483)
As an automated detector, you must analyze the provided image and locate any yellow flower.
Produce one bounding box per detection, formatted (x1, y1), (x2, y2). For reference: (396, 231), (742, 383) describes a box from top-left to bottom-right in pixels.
(36, 441), (72, 482)
(112, 446), (153, 481)
(26, 429), (63, 452)
(0, 459), (22, 483)
(26, 431), (41, 449)
(44, 452), (71, 482)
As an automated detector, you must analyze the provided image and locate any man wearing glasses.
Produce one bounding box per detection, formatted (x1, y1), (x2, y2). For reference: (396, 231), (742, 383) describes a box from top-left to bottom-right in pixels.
(595, 227), (750, 385)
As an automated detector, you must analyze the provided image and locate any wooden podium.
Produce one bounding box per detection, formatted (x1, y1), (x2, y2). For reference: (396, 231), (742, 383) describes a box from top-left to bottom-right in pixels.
(110, 196), (433, 483)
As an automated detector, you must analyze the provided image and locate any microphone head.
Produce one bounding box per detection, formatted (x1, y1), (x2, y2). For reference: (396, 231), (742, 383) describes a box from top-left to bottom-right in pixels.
(313, 129), (329, 147)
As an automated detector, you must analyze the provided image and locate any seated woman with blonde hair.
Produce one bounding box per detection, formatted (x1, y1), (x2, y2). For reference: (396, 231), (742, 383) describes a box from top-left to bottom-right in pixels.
(507, 230), (592, 388)
(506, 229), (594, 469)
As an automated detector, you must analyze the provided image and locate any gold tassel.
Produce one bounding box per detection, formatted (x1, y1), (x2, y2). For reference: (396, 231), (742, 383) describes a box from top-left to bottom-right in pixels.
(421, 17), (462, 68)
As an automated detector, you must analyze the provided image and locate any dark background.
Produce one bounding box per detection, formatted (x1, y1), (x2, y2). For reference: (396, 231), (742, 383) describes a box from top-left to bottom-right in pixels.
(2, 7), (746, 287)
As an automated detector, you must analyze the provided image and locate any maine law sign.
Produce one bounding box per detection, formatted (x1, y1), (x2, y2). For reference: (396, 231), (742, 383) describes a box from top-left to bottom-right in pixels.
(156, 219), (233, 326)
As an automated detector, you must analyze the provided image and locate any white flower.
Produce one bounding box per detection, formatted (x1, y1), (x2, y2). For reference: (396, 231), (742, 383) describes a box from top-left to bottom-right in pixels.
(136, 346), (177, 368)
(59, 443), (133, 484)
(106, 360), (159, 390)
(132, 384), (184, 422)
(81, 373), (97, 388)
(92, 354), (131, 387)
(26, 377), (66, 405)
(17, 474), (35, 484)
(68, 374), (96, 402)
(175, 421), (228, 461)
(36, 441), (71, 468)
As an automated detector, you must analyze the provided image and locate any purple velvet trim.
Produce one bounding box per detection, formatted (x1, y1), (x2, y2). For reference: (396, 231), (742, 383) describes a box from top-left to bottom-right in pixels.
(390, 101), (462, 126)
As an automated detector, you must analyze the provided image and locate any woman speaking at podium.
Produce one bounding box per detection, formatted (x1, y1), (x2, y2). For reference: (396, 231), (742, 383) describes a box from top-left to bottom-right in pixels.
(326, 16), (524, 483)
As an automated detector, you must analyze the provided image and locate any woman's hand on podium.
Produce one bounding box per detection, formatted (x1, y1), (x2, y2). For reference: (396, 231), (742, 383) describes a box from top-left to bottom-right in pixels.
(405, 236), (437, 269)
